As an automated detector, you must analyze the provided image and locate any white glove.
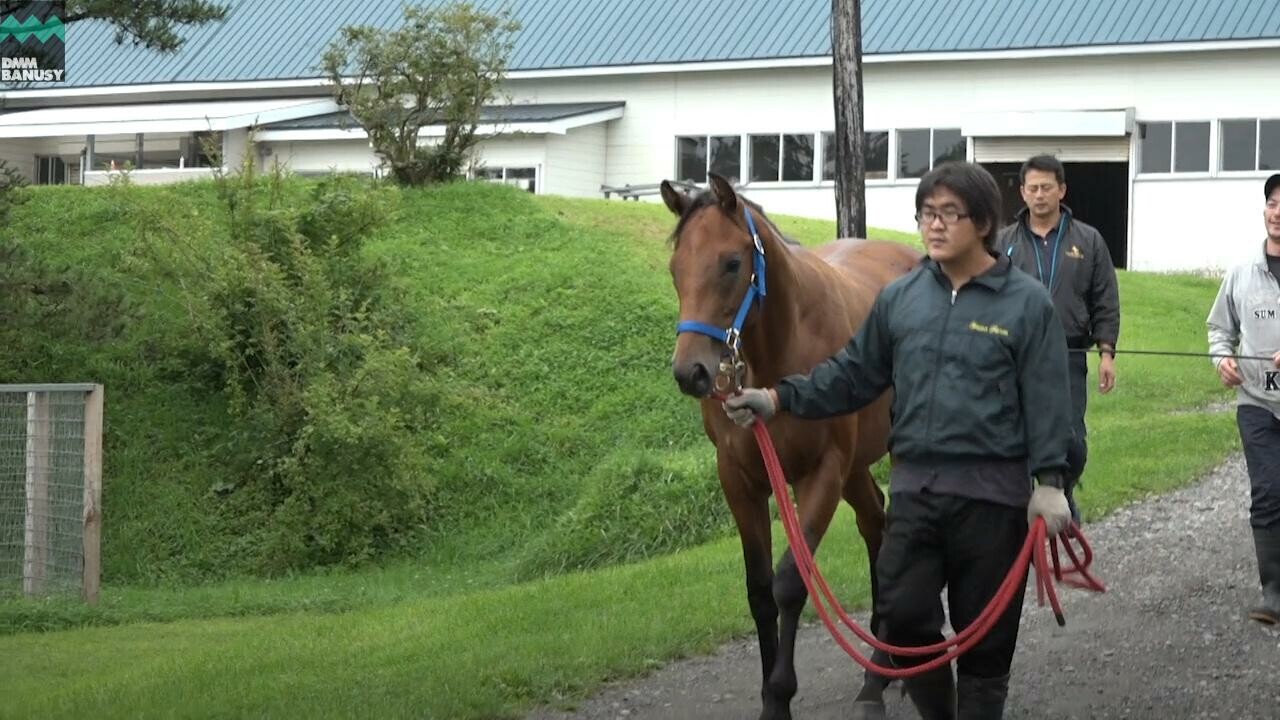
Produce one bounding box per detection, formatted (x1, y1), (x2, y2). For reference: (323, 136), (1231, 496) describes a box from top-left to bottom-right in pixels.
(722, 388), (777, 428)
(1028, 484), (1071, 536)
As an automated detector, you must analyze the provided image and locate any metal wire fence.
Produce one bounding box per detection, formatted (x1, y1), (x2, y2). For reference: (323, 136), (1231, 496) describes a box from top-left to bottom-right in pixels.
(0, 384), (103, 602)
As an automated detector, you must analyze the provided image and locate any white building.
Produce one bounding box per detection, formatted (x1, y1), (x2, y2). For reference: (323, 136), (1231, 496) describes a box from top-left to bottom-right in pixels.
(3, 0), (1279, 272)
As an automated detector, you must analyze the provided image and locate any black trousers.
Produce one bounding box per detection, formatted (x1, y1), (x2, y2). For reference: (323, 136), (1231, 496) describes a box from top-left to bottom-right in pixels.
(1238, 405), (1280, 529)
(1065, 351), (1089, 520)
(875, 491), (1028, 680)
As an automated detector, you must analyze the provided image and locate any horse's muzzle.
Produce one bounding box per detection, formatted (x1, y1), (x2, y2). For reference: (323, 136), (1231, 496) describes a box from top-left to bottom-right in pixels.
(673, 360), (713, 398)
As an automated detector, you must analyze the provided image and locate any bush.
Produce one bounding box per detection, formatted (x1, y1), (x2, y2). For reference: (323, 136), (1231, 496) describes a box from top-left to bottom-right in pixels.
(131, 156), (441, 574)
(515, 448), (733, 579)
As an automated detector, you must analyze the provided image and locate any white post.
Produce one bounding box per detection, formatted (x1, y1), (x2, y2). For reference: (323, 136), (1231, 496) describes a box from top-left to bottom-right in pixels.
(22, 392), (49, 597)
(82, 386), (104, 605)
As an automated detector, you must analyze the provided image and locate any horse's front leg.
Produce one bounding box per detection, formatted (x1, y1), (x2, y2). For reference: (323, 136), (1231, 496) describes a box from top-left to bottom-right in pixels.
(720, 465), (782, 719)
(768, 460), (845, 720)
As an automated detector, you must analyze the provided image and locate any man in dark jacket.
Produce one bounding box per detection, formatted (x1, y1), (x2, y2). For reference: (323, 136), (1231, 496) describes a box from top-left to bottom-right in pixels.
(996, 155), (1121, 524)
(724, 162), (1073, 719)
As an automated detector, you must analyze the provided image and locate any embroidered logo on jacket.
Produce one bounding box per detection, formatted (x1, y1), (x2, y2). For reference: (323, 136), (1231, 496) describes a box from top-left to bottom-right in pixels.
(969, 321), (1010, 337)
(1066, 245), (1084, 259)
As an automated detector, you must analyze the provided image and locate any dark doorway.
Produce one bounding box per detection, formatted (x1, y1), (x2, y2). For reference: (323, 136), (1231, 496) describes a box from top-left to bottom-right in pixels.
(984, 161), (1129, 269)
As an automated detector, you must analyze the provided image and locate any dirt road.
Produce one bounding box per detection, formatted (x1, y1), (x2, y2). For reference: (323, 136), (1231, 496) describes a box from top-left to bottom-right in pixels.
(529, 454), (1280, 719)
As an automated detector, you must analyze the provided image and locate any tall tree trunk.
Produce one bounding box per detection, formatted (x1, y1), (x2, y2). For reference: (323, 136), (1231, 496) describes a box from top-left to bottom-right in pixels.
(832, 0), (866, 239)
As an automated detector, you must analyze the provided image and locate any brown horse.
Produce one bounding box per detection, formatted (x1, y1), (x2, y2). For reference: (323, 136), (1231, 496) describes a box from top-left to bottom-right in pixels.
(661, 174), (922, 720)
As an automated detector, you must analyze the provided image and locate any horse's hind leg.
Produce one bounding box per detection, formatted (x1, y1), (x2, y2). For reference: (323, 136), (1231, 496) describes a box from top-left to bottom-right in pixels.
(769, 466), (844, 720)
(846, 466), (893, 718)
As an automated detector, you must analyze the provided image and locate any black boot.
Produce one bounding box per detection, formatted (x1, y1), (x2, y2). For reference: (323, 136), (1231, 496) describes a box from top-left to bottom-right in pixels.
(1249, 525), (1280, 625)
(902, 665), (956, 720)
(849, 651), (891, 720)
(956, 673), (1008, 720)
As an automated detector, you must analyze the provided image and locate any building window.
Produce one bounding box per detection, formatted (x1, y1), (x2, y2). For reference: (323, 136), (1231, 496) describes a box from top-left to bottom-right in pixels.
(676, 135), (741, 184)
(189, 131), (223, 167)
(748, 133), (816, 182)
(897, 128), (963, 179)
(898, 129), (930, 178)
(1264, 121), (1280, 170)
(1220, 119), (1280, 172)
(1139, 121), (1210, 174)
(1139, 122), (1172, 173)
(1175, 122), (1210, 172)
(1221, 119), (1257, 171)
(821, 131), (888, 181)
(474, 166), (537, 193)
(932, 129), (965, 167)
(749, 134), (779, 182)
(35, 156), (68, 185)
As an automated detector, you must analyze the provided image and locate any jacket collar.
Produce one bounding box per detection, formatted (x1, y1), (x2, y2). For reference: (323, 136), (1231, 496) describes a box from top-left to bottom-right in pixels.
(1015, 203), (1074, 234)
(924, 251), (1012, 292)
(1256, 240), (1280, 270)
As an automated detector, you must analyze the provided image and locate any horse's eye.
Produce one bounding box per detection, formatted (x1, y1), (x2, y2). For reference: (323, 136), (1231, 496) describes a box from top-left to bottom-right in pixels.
(725, 258), (742, 274)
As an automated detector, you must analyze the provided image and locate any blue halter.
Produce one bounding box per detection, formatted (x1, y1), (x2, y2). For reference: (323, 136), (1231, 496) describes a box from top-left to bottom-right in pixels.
(675, 205), (767, 356)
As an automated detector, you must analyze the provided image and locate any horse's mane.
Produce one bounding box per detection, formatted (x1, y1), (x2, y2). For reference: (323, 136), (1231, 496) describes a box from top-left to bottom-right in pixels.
(668, 189), (803, 249)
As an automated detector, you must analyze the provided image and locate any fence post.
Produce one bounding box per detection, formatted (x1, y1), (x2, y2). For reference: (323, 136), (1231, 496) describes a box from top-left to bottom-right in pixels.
(82, 385), (104, 605)
(23, 391), (50, 597)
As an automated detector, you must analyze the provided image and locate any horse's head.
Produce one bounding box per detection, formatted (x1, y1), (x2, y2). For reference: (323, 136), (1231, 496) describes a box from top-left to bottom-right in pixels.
(661, 173), (768, 399)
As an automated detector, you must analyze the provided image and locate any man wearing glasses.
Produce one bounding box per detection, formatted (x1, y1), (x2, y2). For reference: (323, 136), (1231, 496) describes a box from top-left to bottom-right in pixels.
(996, 155), (1121, 527)
(1206, 173), (1280, 625)
(724, 162), (1073, 718)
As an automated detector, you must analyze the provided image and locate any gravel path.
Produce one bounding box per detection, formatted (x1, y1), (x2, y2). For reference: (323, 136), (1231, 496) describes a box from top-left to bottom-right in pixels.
(529, 453), (1280, 719)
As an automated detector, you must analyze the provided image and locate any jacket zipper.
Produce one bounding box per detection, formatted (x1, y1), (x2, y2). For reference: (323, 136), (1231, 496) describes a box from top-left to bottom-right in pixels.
(924, 285), (958, 441)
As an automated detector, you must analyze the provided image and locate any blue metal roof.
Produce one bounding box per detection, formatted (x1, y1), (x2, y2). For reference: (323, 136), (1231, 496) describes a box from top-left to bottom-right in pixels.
(41, 0), (1280, 88)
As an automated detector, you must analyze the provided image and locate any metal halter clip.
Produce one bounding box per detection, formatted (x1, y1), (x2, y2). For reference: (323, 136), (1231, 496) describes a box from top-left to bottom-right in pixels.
(725, 327), (742, 352)
(718, 326), (748, 394)
(716, 356), (747, 395)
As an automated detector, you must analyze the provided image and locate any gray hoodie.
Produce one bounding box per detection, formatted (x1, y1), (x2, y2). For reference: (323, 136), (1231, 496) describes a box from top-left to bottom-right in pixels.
(1207, 242), (1280, 418)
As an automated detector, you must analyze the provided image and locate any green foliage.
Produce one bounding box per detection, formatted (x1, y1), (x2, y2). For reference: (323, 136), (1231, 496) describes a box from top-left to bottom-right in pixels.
(0, 158), (27, 222)
(144, 156), (442, 574)
(516, 449), (731, 579)
(0, 164), (131, 383)
(62, 0), (228, 51)
(321, 2), (521, 186)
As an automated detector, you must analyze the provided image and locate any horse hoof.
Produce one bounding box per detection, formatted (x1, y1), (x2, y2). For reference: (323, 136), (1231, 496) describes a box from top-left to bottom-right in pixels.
(850, 699), (887, 720)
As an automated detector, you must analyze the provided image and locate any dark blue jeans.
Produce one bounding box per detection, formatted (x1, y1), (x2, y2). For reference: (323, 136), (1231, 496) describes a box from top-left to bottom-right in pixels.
(1064, 351), (1089, 523)
(1238, 405), (1280, 529)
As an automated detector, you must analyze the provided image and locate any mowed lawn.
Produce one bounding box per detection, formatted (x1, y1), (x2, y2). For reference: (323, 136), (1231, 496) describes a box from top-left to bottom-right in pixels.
(0, 193), (1241, 719)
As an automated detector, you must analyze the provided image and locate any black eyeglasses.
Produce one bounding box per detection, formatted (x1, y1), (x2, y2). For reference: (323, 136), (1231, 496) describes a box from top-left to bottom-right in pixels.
(915, 208), (971, 226)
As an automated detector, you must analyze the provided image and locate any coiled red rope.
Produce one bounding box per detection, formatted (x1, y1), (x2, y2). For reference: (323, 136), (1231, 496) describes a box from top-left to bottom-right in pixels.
(747, 417), (1107, 679)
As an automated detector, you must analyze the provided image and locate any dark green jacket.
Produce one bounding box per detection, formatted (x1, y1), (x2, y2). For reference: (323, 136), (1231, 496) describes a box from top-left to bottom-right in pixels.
(996, 206), (1121, 350)
(775, 254), (1071, 506)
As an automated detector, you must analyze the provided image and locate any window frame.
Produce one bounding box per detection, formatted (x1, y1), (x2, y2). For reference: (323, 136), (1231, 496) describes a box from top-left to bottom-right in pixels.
(674, 134), (743, 185)
(471, 164), (540, 194)
(895, 127), (965, 182)
(671, 127), (967, 188)
(744, 132), (820, 185)
(1137, 119), (1213, 178)
(820, 130), (891, 183)
(1217, 117), (1280, 176)
(35, 155), (69, 186)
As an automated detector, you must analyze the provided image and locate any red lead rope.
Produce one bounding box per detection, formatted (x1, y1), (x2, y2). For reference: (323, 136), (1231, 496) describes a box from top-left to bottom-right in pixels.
(748, 418), (1107, 679)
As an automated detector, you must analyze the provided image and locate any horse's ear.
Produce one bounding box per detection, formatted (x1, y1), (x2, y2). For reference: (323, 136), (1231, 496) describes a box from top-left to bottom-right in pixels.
(708, 173), (737, 213)
(659, 180), (686, 216)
